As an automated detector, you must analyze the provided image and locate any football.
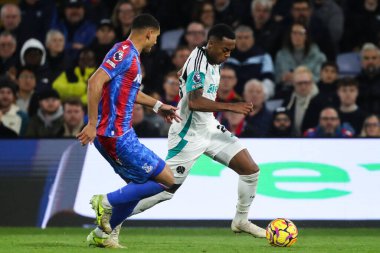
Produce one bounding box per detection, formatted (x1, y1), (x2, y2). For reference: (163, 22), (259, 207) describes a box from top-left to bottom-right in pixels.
(266, 218), (298, 247)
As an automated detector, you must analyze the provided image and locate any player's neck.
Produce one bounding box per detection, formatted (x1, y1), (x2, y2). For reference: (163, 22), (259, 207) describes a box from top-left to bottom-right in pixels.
(127, 34), (144, 54)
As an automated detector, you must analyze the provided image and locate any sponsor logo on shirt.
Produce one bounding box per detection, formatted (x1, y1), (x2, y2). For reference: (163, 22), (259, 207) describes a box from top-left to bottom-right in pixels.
(142, 163), (153, 173)
(133, 74), (142, 83)
(106, 59), (116, 68)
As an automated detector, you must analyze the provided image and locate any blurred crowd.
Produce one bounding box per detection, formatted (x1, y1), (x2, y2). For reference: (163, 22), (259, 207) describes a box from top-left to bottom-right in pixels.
(0, 0), (380, 138)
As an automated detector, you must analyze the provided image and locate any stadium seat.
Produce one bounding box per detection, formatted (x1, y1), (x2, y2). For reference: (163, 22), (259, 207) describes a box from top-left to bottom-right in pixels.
(336, 52), (361, 77)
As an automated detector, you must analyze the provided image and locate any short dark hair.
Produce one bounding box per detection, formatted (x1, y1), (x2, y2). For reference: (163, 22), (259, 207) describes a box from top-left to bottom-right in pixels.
(63, 98), (85, 111)
(131, 14), (160, 30)
(321, 61), (339, 72)
(337, 77), (359, 89)
(16, 66), (36, 79)
(292, 0), (311, 7)
(207, 24), (235, 41)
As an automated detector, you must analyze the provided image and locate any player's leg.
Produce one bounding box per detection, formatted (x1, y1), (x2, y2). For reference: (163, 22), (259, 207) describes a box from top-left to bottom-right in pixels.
(209, 123), (265, 238)
(227, 149), (265, 237)
(90, 132), (174, 235)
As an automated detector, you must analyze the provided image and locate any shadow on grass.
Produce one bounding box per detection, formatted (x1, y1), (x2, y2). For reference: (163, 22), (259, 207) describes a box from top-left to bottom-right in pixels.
(19, 242), (83, 248)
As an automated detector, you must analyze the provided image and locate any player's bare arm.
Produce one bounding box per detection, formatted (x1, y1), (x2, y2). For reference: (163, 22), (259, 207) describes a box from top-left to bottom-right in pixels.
(77, 68), (110, 145)
(188, 88), (253, 115)
(135, 91), (181, 123)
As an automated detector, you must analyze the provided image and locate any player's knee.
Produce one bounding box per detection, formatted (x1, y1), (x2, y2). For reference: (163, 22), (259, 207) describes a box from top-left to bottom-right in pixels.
(240, 162), (259, 175)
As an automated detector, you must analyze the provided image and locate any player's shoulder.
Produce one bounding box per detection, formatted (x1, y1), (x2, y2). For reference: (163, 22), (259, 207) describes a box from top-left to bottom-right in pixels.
(187, 47), (207, 70)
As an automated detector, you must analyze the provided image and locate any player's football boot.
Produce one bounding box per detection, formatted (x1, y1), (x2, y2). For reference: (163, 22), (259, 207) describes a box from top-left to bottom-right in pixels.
(87, 229), (126, 248)
(231, 220), (266, 238)
(90, 194), (113, 234)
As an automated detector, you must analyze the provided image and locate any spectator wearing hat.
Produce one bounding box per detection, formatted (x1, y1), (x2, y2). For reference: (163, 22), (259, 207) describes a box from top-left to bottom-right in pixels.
(51, 0), (96, 63)
(52, 48), (96, 105)
(58, 98), (85, 137)
(18, 38), (50, 91)
(0, 77), (28, 136)
(267, 107), (294, 137)
(25, 88), (63, 137)
(89, 19), (116, 66)
(304, 107), (353, 138)
(16, 67), (36, 114)
(45, 30), (71, 82)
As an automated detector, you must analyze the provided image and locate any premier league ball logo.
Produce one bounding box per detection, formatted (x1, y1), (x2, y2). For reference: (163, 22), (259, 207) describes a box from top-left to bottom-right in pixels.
(113, 50), (124, 62)
(193, 71), (201, 83)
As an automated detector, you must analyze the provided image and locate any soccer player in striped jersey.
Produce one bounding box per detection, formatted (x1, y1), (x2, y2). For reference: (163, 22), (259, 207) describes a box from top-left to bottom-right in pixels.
(77, 14), (181, 248)
(117, 24), (266, 239)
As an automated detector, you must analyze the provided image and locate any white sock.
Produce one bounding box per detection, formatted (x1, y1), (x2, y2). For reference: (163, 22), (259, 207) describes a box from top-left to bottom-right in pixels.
(234, 172), (260, 223)
(94, 227), (108, 238)
(102, 194), (112, 209)
(131, 191), (173, 216)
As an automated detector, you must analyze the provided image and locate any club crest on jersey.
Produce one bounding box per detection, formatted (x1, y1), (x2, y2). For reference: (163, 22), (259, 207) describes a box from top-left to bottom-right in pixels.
(193, 71), (202, 83)
(113, 50), (124, 62)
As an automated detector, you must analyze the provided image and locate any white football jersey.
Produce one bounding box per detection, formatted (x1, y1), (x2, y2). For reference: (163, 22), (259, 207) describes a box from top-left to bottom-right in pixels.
(169, 47), (221, 139)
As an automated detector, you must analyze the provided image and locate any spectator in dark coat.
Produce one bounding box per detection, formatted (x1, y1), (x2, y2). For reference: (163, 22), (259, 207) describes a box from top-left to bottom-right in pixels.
(89, 19), (116, 67)
(51, 0), (96, 63)
(0, 4), (22, 46)
(315, 61), (339, 107)
(267, 107), (294, 137)
(132, 103), (160, 137)
(0, 32), (17, 76)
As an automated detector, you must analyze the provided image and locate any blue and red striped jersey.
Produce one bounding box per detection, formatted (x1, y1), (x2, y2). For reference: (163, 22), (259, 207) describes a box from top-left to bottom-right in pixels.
(97, 40), (142, 137)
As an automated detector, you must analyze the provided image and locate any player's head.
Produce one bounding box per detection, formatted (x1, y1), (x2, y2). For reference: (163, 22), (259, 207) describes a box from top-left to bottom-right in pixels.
(131, 14), (160, 53)
(206, 24), (235, 65)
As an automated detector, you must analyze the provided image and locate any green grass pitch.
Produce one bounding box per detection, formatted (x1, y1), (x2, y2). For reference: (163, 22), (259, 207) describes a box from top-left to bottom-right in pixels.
(0, 227), (379, 253)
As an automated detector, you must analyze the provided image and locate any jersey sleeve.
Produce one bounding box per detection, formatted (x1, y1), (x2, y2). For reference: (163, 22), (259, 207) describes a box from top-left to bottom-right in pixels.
(185, 53), (207, 92)
(100, 43), (133, 79)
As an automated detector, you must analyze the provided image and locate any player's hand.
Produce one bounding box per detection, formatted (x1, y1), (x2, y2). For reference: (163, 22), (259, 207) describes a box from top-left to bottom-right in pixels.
(76, 124), (97, 146)
(230, 102), (254, 115)
(158, 104), (182, 123)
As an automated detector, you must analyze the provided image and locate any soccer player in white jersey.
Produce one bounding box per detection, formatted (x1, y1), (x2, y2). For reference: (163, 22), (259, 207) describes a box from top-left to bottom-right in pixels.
(110, 23), (266, 243)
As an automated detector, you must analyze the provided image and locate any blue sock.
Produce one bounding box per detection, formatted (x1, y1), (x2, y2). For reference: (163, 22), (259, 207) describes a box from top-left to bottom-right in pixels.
(107, 180), (165, 230)
(109, 200), (139, 229)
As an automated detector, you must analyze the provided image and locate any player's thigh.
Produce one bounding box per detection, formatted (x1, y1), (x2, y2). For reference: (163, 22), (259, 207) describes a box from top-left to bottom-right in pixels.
(205, 123), (258, 175)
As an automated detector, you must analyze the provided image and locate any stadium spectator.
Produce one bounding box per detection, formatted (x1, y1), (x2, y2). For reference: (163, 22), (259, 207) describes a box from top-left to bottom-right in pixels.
(0, 78), (28, 136)
(192, 1), (215, 34)
(222, 106), (250, 137)
(336, 77), (367, 135)
(315, 61), (339, 107)
(132, 103), (160, 137)
(52, 0), (96, 63)
(275, 22), (326, 98)
(58, 98), (85, 137)
(243, 0), (283, 58)
(18, 38), (50, 91)
(18, 0), (57, 48)
(283, 66), (321, 136)
(111, 0), (135, 41)
(270, 0), (292, 23)
(168, 46), (191, 73)
(288, 0), (335, 60)
(52, 48), (96, 105)
(16, 67), (36, 114)
(226, 25), (275, 98)
(304, 107), (353, 137)
(359, 114), (380, 137)
(143, 90), (170, 137)
(312, 0), (344, 52)
(0, 32), (17, 76)
(45, 30), (71, 82)
(180, 22), (207, 51)
(162, 71), (180, 107)
(267, 107), (294, 137)
(89, 19), (117, 67)
(0, 4), (21, 41)
(242, 79), (272, 137)
(214, 0), (242, 28)
(25, 88), (63, 137)
(341, 0), (380, 52)
(129, 0), (149, 16)
(356, 43), (380, 115)
(217, 65), (241, 103)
